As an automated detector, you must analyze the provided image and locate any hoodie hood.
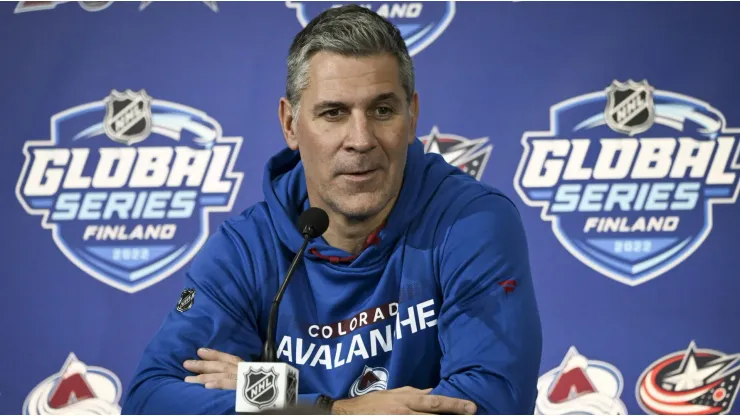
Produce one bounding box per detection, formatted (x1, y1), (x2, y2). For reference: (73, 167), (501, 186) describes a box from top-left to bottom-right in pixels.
(263, 138), (459, 267)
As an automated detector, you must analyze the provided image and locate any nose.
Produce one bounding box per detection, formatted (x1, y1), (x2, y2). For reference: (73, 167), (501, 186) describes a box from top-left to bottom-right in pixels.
(344, 112), (377, 153)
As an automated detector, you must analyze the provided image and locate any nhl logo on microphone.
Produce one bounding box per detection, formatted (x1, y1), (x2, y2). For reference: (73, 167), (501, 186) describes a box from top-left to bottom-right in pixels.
(236, 363), (299, 412)
(243, 368), (278, 409)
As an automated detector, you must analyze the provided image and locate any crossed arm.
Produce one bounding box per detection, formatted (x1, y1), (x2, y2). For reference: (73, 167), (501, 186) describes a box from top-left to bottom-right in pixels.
(122, 193), (542, 415)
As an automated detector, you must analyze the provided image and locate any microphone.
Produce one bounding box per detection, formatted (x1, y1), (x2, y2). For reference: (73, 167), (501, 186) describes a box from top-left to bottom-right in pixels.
(262, 207), (329, 362)
(236, 207), (330, 413)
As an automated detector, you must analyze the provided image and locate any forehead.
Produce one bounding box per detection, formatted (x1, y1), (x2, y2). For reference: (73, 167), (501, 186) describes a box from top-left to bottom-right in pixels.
(304, 52), (404, 103)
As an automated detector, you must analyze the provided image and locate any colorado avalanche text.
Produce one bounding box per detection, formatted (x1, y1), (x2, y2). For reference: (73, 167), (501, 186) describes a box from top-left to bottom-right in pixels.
(277, 299), (436, 369)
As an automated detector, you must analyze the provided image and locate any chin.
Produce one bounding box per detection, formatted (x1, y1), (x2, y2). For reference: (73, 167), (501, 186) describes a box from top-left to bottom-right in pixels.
(331, 193), (390, 221)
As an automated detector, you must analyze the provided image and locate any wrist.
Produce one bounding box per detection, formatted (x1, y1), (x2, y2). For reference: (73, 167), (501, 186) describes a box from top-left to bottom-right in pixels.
(329, 398), (349, 415)
(316, 395), (338, 414)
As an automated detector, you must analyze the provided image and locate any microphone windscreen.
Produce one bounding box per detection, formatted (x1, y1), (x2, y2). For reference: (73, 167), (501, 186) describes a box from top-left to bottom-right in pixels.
(297, 207), (330, 239)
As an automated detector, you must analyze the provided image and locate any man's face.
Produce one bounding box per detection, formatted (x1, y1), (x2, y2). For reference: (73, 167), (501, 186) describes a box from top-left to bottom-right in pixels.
(280, 52), (418, 220)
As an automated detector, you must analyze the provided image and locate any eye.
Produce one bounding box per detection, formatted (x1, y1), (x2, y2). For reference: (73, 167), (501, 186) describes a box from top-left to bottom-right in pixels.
(374, 106), (394, 118)
(321, 108), (346, 120)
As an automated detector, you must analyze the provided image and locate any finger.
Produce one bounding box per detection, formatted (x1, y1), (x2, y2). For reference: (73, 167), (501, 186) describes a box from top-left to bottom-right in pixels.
(183, 359), (236, 375)
(196, 348), (243, 365)
(421, 388), (433, 394)
(407, 395), (477, 415)
(388, 408), (434, 415)
(390, 386), (425, 394)
(204, 378), (237, 390)
(184, 373), (235, 385)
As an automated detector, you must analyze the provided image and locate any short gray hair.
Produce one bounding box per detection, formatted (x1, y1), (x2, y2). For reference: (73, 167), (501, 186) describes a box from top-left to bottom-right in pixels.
(286, 5), (415, 118)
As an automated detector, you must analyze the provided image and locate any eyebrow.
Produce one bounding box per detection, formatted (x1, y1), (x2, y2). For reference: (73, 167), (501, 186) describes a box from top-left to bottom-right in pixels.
(311, 92), (403, 114)
(370, 92), (402, 106)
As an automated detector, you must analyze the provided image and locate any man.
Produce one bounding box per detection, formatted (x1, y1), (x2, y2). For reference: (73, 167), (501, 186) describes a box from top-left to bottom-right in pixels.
(122, 4), (542, 415)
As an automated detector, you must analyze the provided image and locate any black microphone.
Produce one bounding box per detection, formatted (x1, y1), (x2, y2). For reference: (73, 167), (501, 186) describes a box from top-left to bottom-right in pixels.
(261, 207), (329, 363)
(236, 208), (329, 413)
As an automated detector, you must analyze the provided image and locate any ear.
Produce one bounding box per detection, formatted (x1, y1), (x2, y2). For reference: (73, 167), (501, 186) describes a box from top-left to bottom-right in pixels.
(408, 91), (419, 144)
(279, 97), (299, 150)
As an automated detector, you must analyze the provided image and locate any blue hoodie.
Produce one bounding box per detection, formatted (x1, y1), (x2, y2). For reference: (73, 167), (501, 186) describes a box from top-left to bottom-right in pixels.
(122, 138), (542, 415)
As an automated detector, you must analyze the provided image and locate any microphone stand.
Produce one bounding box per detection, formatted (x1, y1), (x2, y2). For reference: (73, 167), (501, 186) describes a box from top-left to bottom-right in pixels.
(261, 227), (314, 363)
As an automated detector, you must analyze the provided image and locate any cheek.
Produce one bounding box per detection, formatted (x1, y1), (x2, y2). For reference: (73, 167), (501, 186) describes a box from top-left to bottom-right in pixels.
(385, 133), (410, 162)
(299, 137), (336, 180)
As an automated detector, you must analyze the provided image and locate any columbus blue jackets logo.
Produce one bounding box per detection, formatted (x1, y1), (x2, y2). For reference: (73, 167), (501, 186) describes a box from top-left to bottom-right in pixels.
(535, 346), (627, 414)
(514, 80), (740, 286)
(420, 126), (492, 180)
(15, 89), (243, 293)
(286, 1), (455, 57)
(23, 352), (122, 415)
(243, 368), (279, 409)
(636, 341), (740, 415)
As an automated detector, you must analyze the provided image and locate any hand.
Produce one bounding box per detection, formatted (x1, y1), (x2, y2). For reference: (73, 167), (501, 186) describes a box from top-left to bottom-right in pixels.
(331, 386), (477, 415)
(183, 347), (242, 389)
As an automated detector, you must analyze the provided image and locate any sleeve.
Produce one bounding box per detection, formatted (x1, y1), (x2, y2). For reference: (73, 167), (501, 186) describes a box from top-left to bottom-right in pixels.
(121, 221), (319, 415)
(430, 192), (543, 415)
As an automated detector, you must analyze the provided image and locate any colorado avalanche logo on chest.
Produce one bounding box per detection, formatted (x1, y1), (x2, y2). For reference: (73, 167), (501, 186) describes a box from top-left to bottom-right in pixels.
(349, 366), (390, 397)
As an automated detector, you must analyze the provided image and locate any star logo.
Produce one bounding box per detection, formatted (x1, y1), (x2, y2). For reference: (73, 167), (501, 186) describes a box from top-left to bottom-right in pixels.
(420, 126), (493, 181)
(637, 341), (740, 415)
(662, 343), (739, 391)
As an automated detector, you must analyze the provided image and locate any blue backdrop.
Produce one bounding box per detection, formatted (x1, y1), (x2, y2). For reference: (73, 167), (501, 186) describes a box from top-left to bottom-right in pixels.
(2, 1), (739, 414)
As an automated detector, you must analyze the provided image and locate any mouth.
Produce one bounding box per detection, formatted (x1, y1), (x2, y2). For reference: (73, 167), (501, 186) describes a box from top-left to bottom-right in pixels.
(340, 168), (379, 180)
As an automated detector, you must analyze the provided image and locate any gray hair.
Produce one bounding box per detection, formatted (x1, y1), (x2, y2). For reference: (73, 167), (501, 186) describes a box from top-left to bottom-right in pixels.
(286, 4), (415, 118)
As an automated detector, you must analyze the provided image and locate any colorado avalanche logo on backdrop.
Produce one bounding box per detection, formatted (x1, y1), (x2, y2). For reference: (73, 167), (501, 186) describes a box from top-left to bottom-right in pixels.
(637, 341), (740, 415)
(420, 126), (492, 180)
(286, 1), (455, 56)
(535, 346), (627, 414)
(514, 80), (740, 286)
(15, 89), (243, 293)
(23, 352), (122, 415)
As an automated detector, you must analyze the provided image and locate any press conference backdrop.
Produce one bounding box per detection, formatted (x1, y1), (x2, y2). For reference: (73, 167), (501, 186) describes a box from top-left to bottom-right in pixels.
(2, 1), (739, 414)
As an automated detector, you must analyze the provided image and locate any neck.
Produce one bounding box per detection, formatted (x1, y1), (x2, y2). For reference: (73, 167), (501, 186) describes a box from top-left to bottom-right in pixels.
(319, 197), (396, 255)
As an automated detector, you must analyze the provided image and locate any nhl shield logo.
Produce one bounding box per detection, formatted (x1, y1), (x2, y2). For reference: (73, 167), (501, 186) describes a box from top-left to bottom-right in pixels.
(243, 368), (279, 409)
(286, 370), (298, 405)
(604, 79), (655, 136)
(103, 89), (152, 145)
(176, 288), (195, 312)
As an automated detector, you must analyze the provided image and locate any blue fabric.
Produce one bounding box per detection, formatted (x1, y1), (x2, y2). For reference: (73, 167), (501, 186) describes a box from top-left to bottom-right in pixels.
(122, 138), (543, 414)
